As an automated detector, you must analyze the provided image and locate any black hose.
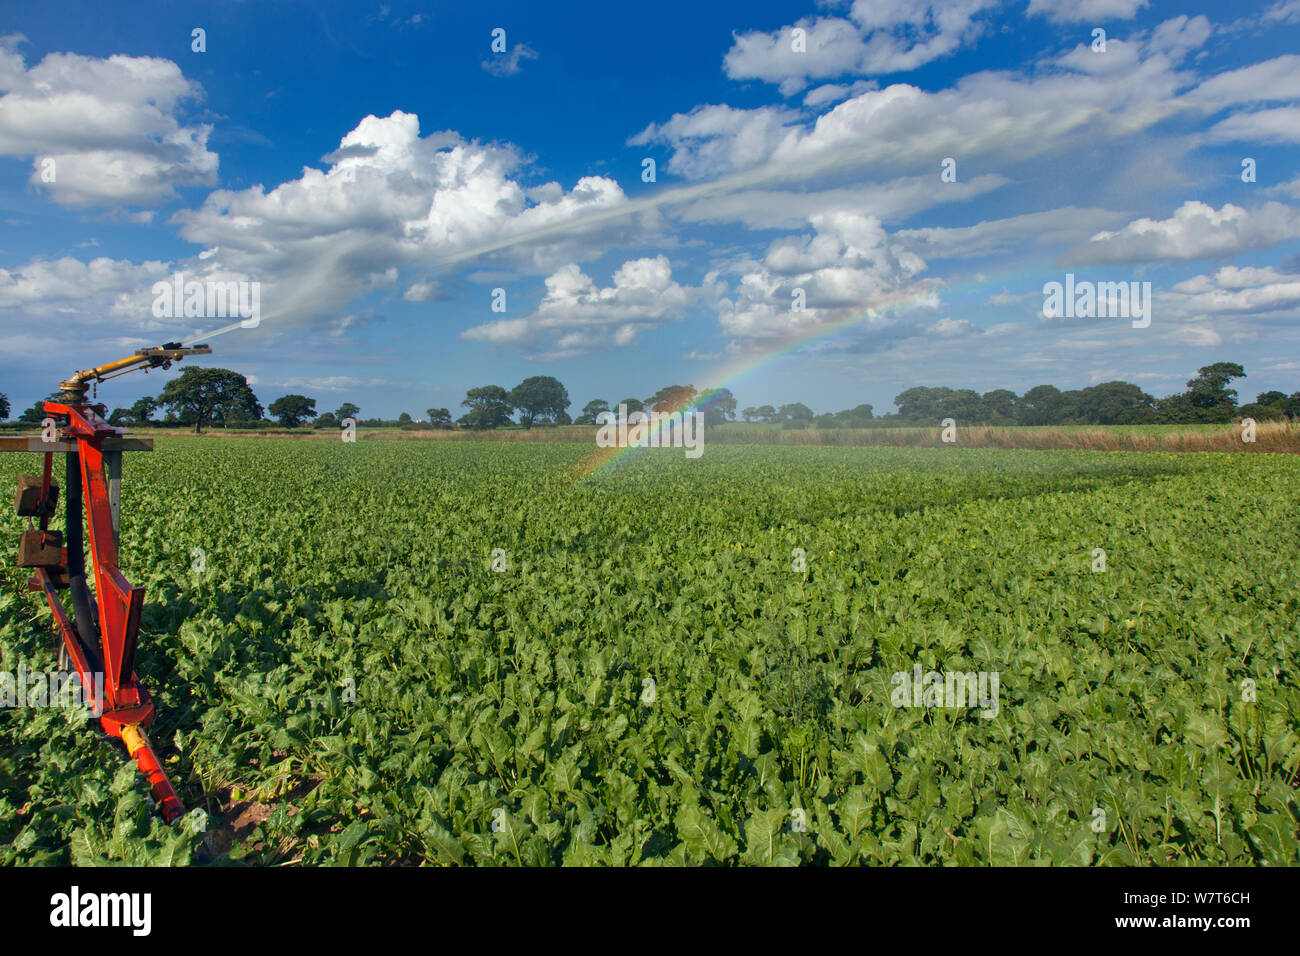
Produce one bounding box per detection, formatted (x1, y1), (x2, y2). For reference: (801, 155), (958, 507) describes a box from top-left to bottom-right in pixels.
(64, 452), (100, 663)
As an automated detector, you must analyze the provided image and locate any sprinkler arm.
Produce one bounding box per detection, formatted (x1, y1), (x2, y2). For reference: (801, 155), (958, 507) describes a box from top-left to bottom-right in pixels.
(58, 343), (211, 402)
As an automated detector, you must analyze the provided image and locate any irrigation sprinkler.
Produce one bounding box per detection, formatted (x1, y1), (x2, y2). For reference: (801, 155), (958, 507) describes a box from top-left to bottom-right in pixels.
(3, 343), (211, 823)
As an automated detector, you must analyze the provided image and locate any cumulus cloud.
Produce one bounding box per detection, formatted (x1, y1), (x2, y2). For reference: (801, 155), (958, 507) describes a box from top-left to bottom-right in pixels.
(461, 255), (697, 358)
(1164, 263), (1300, 316)
(0, 36), (217, 207)
(628, 103), (803, 180)
(403, 280), (451, 302)
(716, 211), (939, 348)
(169, 110), (637, 333)
(0, 256), (168, 316)
(1070, 201), (1300, 264)
(0, 110), (650, 356)
(723, 1), (1000, 94)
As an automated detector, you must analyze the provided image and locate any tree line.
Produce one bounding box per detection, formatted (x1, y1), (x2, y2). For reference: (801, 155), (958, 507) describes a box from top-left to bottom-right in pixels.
(1, 361), (1293, 432)
(740, 363), (1299, 428)
(881, 363), (1296, 427)
(0, 370), (738, 433)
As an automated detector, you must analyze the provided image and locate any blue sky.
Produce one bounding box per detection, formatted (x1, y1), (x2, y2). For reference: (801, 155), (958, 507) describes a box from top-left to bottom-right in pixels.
(2, 0), (1299, 419)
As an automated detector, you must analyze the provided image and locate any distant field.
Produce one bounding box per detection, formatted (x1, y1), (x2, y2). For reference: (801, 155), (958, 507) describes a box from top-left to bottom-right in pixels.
(8, 419), (1294, 453)
(3, 439), (1297, 864)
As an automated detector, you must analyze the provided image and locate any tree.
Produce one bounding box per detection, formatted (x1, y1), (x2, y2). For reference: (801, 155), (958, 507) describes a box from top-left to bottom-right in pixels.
(1016, 385), (1063, 426)
(575, 399), (609, 425)
(130, 396), (159, 423)
(893, 386), (951, 420)
(1074, 382), (1155, 424)
(1186, 362), (1245, 412)
(1237, 401), (1285, 422)
(223, 389), (263, 425)
(18, 403), (46, 424)
(778, 402), (814, 426)
(696, 387), (737, 427)
(268, 394), (317, 428)
(1154, 393), (1199, 424)
(0, 392), (9, 420)
(313, 412), (339, 428)
(461, 385), (514, 430)
(618, 397), (645, 414)
(336, 402), (360, 422)
(427, 407), (452, 425)
(754, 405), (776, 423)
(946, 389), (985, 421)
(835, 404), (874, 426)
(980, 389), (1018, 423)
(397, 412), (412, 425)
(1256, 391), (1286, 407)
(509, 376), (570, 429)
(741, 407), (757, 423)
(646, 384), (698, 413)
(108, 408), (132, 426)
(159, 367), (262, 434)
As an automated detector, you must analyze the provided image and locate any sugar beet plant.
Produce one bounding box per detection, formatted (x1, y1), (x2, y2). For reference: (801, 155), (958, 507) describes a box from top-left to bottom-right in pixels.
(1, 440), (1298, 865)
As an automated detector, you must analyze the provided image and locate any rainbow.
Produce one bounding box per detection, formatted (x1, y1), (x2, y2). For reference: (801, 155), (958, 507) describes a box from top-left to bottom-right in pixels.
(575, 281), (963, 480)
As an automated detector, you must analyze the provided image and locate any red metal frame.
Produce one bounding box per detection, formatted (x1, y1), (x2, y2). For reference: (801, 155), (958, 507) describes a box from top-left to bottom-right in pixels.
(24, 401), (184, 822)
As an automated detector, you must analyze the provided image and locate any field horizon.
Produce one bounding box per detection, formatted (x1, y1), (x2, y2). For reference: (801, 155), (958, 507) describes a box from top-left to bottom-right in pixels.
(66, 419), (1300, 455)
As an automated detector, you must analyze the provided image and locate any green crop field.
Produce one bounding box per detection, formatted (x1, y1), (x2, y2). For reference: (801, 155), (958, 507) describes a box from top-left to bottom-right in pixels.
(2, 439), (1298, 865)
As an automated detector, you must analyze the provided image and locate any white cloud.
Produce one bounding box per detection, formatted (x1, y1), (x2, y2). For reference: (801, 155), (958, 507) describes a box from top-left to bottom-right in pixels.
(802, 80), (878, 109)
(932, 316), (973, 337)
(170, 111), (637, 333)
(628, 103), (802, 180)
(723, 2), (1000, 94)
(637, 18), (1211, 183)
(716, 211), (939, 347)
(1071, 200), (1300, 264)
(1187, 55), (1300, 106)
(1170, 325), (1224, 347)
(1264, 1), (1300, 24)
(1027, 0), (1149, 23)
(1268, 176), (1300, 200)
(1164, 263), (1300, 316)
(895, 207), (1128, 260)
(0, 110), (649, 357)
(673, 173), (1009, 230)
(0, 36), (217, 207)
(0, 256), (168, 315)
(1206, 106), (1300, 144)
(481, 43), (538, 77)
(403, 280), (450, 302)
(987, 289), (1034, 306)
(461, 255), (697, 358)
